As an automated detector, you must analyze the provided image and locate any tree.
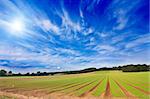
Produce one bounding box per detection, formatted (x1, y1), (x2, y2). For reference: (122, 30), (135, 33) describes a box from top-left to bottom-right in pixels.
(37, 71), (41, 76)
(8, 71), (12, 74)
(25, 72), (30, 76)
(7, 71), (13, 76)
(122, 64), (150, 72)
(0, 69), (7, 76)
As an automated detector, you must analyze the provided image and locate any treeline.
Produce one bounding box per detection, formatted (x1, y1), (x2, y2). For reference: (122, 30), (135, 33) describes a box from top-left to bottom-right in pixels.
(0, 64), (149, 76)
(122, 64), (149, 72)
(0, 70), (13, 76)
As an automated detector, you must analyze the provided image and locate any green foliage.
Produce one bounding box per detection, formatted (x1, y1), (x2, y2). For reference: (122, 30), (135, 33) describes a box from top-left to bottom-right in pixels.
(0, 69), (7, 76)
(122, 64), (149, 72)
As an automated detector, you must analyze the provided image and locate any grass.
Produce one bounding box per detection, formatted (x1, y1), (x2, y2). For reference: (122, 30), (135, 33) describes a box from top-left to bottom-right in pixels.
(0, 96), (16, 99)
(109, 78), (125, 97)
(109, 71), (150, 99)
(92, 78), (107, 96)
(74, 80), (99, 96)
(0, 71), (149, 98)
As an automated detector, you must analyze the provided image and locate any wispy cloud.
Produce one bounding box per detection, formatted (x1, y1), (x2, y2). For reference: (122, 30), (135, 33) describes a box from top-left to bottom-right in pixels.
(94, 45), (117, 53)
(40, 19), (59, 33)
(125, 34), (150, 48)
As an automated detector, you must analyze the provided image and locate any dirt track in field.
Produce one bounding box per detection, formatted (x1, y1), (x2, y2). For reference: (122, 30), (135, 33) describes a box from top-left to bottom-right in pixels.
(22, 81), (78, 95)
(0, 80), (98, 99)
(127, 83), (150, 95)
(31, 82), (80, 96)
(58, 80), (97, 97)
(114, 80), (136, 98)
(46, 81), (88, 94)
(67, 80), (97, 96)
(79, 78), (104, 97)
(99, 78), (112, 98)
(0, 90), (106, 99)
(104, 79), (111, 97)
(0, 91), (38, 99)
(1, 91), (128, 99)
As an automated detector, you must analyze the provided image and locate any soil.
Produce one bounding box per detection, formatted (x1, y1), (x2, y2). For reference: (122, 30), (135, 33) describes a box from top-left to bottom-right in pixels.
(79, 79), (104, 97)
(114, 80), (137, 98)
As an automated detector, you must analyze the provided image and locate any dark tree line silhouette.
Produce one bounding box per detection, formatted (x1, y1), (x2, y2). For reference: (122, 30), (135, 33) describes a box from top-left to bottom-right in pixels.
(0, 64), (149, 76)
(122, 64), (149, 72)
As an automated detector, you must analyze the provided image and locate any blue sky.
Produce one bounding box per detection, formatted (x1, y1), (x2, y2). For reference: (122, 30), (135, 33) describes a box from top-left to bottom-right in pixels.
(0, 0), (149, 73)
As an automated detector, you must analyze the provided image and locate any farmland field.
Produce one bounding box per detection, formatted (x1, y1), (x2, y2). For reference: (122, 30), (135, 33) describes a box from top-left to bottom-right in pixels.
(0, 71), (149, 99)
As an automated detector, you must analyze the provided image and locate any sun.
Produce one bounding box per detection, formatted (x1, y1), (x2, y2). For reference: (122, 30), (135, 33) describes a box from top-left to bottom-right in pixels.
(6, 19), (27, 37)
(10, 20), (24, 32)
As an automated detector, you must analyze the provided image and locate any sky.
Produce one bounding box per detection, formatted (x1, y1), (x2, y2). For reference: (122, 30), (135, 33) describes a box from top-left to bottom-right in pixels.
(0, 0), (149, 73)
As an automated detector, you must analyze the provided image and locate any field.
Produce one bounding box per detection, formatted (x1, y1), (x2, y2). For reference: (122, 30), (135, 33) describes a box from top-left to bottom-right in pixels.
(0, 71), (149, 99)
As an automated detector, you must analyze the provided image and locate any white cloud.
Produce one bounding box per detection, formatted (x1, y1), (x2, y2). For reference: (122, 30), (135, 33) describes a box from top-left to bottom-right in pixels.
(111, 0), (141, 31)
(115, 18), (127, 30)
(83, 27), (94, 35)
(113, 9), (128, 30)
(0, 43), (80, 70)
(79, 9), (83, 18)
(54, 48), (80, 56)
(99, 32), (108, 37)
(110, 32), (134, 44)
(40, 19), (59, 33)
(61, 11), (82, 32)
(125, 34), (150, 48)
(94, 45), (116, 52)
(87, 0), (99, 11)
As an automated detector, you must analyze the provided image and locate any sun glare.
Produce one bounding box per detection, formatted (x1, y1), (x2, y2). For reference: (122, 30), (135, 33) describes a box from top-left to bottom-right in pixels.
(10, 20), (24, 32)
(6, 19), (27, 37)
